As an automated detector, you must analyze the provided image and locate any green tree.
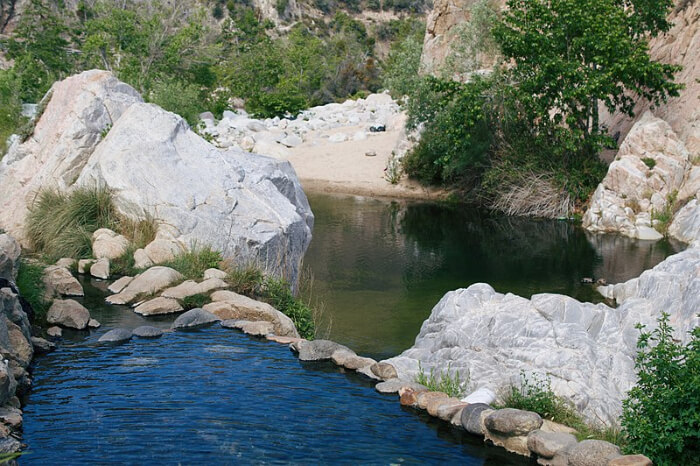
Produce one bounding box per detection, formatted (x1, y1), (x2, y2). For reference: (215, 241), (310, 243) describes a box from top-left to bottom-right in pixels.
(493, 0), (682, 157)
(622, 313), (700, 465)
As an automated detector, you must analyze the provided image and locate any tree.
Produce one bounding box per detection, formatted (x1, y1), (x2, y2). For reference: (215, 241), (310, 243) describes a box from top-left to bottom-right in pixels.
(493, 0), (682, 157)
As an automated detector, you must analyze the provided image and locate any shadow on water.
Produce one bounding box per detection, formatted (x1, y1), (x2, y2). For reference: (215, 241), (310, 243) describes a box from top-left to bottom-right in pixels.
(304, 193), (683, 359)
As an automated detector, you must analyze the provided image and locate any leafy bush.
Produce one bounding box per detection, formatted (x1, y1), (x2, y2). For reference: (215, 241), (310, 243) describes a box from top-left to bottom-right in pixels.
(163, 246), (223, 281)
(642, 157), (656, 169)
(15, 259), (50, 322)
(150, 78), (205, 127)
(226, 266), (264, 297)
(621, 313), (699, 464)
(414, 362), (467, 398)
(260, 276), (315, 339)
(26, 187), (117, 262)
(0, 69), (25, 157)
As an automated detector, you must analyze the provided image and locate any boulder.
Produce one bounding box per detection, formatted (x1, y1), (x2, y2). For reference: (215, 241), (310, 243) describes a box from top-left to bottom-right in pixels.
(342, 355), (376, 370)
(98, 328), (133, 344)
(374, 379), (426, 394)
(370, 362), (398, 380)
(527, 430), (578, 459)
(203, 268), (228, 280)
(107, 276), (133, 294)
(430, 398), (467, 420)
(43, 265), (84, 298)
(0, 70), (143, 240)
(46, 299), (90, 329)
(0, 235), (21, 280)
(567, 440), (621, 466)
(204, 290), (299, 338)
(143, 238), (182, 265)
(132, 326), (165, 338)
(330, 348), (356, 366)
(133, 297), (183, 316)
(171, 308), (221, 329)
(78, 259), (95, 274)
(608, 455), (653, 466)
(669, 199), (700, 244)
(415, 391), (449, 410)
(133, 248), (153, 269)
(88, 318), (101, 328)
(90, 258), (110, 279)
(400, 388), (426, 407)
(265, 334), (304, 345)
(221, 319), (274, 336)
(47, 326), (62, 338)
(74, 101), (313, 287)
(384, 243), (700, 425)
(290, 339), (350, 361)
(484, 409), (543, 456)
(460, 403), (493, 435)
(55, 258), (76, 269)
(161, 278), (227, 299)
(106, 266), (183, 305)
(92, 228), (129, 260)
(462, 387), (496, 405)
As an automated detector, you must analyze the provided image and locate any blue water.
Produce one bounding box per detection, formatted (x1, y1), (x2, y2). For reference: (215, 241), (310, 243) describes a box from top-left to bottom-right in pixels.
(21, 325), (526, 465)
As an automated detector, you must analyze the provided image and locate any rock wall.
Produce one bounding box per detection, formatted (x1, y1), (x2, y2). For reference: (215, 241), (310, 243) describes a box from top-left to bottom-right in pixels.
(0, 234), (35, 453)
(384, 240), (700, 425)
(0, 70), (314, 285)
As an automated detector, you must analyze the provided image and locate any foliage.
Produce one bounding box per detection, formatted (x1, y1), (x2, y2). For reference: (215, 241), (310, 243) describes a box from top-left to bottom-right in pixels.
(642, 157), (656, 170)
(381, 26), (424, 99)
(150, 78), (204, 126)
(0, 69), (25, 157)
(182, 293), (212, 310)
(259, 276), (315, 339)
(163, 246), (223, 281)
(226, 266), (264, 297)
(110, 245), (142, 277)
(414, 362), (466, 398)
(621, 313), (700, 465)
(15, 259), (50, 322)
(26, 186), (117, 262)
(493, 0), (681, 158)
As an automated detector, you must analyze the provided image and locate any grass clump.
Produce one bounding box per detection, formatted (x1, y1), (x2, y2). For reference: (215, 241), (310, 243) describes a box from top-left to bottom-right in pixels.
(162, 246), (223, 281)
(26, 187), (117, 262)
(414, 362), (467, 398)
(182, 293), (211, 310)
(641, 157), (656, 170)
(15, 259), (50, 322)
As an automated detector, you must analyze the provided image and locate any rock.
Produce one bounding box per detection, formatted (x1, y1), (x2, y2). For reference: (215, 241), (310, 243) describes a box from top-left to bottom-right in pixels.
(330, 348), (356, 366)
(46, 299), (90, 329)
(265, 334), (304, 345)
(55, 258), (76, 269)
(108, 276), (133, 294)
(92, 228), (129, 259)
(583, 112), (691, 240)
(133, 248), (153, 269)
(291, 339), (350, 361)
(204, 291), (300, 338)
(240, 135), (256, 151)
(88, 318), (101, 328)
(171, 308), (221, 329)
(416, 391), (449, 410)
(375, 379), (426, 394)
(280, 133), (302, 147)
(343, 355), (376, 370)
(143, 238), (182, 265)
(567, 440), (621, 466)
(0, 406), (22, 428)
(355, 364), (383, 381)
(47, 326), (62, 338)
(400, 388), (426, 407)
(460, 403), (493, 435)
(384, 246), (700, 425)
(0, 436), (21, 454)
(221, 319), (274, 336)
(203, 268), (227, 280)
(328, 133), (347, 143)
(43, 265), (84, 298)
(106, 266), (183, 305)
(485, 408), (543, 436)
(669, 199), (700, 244)
(462, 387), (496, 405)
(78, 259), (95, 274)
(98, 328), (133, 344)
(0, 235), (21, 280)
(607, 455), (653, 466)
(527, 430), (577, 459)
(90, 258), (110, 279)
(0, 70), (143, 240)
(74, 100), (313, 287)
(31, 336), (56, 354)
(133, 297), (183, 316)
(132, 326), (164, 338)
(434, 399), (468, 421)
(161, 278), (228, 299)
(371, 362), (398, 380)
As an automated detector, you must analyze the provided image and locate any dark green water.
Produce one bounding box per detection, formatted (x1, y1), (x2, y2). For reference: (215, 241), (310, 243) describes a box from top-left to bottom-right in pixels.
(303, 193), (682, 360)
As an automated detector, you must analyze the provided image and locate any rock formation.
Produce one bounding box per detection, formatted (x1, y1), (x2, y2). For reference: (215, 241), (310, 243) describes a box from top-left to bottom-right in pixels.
(0, 70), (314, 286)
(383, 240), (700, 425)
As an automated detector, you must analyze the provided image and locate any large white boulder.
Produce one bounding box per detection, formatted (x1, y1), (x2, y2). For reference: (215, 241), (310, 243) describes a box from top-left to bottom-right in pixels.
(384, 245), (700, 426)
(76, 102), (313, 284)
(583, 112), (692, 241)
(0, 70), (143, 239)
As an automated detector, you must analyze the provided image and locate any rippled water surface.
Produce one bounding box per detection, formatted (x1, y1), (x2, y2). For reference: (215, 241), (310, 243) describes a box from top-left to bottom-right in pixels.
(303, 193), (682, 358)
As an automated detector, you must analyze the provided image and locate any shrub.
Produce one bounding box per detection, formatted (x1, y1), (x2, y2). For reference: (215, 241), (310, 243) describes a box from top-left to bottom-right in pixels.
(642, 157), (656, 170)
(26, 187), (117, 262)
(260, 276), (315, 339)
(182, 293), (211, 310)
(15, 259), (50, 323)
(226, 266), (264, 297)
(414, 362), (467, 398)
(621, 313), (699, 464)
(149, 78), (204, 127)
(163, 246), (223, 281)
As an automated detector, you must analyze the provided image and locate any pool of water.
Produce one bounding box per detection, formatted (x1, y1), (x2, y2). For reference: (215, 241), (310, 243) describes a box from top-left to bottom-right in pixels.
(303, 193), (683, 359)
(21, 283), (527, 465)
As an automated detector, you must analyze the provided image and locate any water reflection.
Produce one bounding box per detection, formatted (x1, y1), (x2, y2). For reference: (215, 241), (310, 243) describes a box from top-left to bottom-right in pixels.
(304, 193), (683, 359)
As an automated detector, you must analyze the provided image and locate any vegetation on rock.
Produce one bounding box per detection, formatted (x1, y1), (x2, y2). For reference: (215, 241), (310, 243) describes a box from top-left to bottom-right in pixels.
(414, 362), (466, 398)
(15, 259), (50, 322)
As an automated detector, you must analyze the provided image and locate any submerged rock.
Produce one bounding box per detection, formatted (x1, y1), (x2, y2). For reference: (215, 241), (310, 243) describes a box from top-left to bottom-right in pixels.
(31, 337), (56, 355)
(98, 328), (133, 344)
(132, 326), (164, 338)
(171, 308), (221, 330)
